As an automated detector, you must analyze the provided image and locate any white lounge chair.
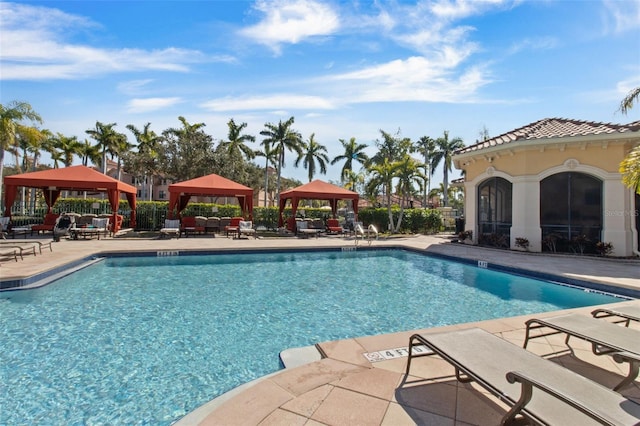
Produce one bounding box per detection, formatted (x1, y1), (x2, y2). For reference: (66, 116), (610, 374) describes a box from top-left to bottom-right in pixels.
(405, 327), (640, 425)
(160, 219), (181, 239)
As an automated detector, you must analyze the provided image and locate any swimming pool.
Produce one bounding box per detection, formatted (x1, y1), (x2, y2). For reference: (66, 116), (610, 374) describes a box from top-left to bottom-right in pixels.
(0, 249), (624, 425)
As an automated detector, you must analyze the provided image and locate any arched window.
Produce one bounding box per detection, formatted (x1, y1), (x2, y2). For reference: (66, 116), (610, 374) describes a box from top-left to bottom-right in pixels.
(540, 172), (602, 252)
(477, 177), (512, 247)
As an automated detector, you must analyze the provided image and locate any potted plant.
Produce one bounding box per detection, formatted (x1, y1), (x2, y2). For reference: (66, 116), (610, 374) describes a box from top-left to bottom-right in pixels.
(515, 237), (530, 251)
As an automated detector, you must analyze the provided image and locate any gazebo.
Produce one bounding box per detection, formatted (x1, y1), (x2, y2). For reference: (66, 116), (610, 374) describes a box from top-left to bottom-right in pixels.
(168, 173), (254, 219)
(278, 180), (359, 227)
(3, 165), (137, 232)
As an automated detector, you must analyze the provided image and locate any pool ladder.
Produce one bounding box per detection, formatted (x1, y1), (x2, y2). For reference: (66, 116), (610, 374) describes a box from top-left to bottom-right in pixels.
(354, 224), (378, 246)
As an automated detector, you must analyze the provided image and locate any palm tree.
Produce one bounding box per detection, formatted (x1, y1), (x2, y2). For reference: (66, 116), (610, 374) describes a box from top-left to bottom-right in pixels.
(366, 159), (399, 232)
(255, 140), (279, 207)
(126, 123), (162, 200)
(343, 169), (365, 193)
(78, 139), (101, 166)
(412, 135), (435, 207)
(259, 117), (303, 203)
(85, 122), (123, 174)
(431, 130), (465, 207)
(619, 86), (640, 194)
(0, 101), (42, 204)
(221, 119), (256, 163)
(619, 87), (640, 114)
(52, 133), (82, 167)
(331, 137), (369, 181)
(219, 118), (255, 182)
(620, 148), (640, 194)
(393, 155), (425, 232)
(296, 133), (329, 182)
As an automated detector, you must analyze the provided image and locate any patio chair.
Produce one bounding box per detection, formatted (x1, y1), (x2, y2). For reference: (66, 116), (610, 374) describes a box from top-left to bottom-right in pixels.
(180, 216), (205, 237)
(296, 220), (320, 238)
(0, 216), (9, 239)
(159, 219), (181, 239)
(592, 303), (640, 327)
(523, 313), (640, 391)
(205, 217), (220, 234)
(238, 221), (257, 239)
(31, 213), (59, 235)
(326, 218), (344, 235)
(225, 217), (243, 238)
(405, 327), (640, 425)
(219, 217), (231, 232)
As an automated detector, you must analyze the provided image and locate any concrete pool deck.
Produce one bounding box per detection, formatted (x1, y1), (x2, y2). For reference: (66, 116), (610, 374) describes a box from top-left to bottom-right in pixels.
(1, 232), (639, 425)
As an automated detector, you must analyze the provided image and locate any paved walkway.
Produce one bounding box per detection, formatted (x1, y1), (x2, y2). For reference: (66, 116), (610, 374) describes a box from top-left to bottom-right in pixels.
(1, 232), (639, 425)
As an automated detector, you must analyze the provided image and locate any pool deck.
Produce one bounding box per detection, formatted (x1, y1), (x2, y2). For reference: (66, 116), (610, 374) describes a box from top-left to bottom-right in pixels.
(1, 232), (639, 425)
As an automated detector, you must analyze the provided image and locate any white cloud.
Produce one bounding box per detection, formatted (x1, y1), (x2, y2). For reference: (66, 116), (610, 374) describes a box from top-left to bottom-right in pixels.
(0, 2), (206, 80)
(508, 37), (559, 55)
(326, 55), (490, 103)
(201, 94), (336, 111)
(239, 0), (340, 54)
(602, 0), (640, 34)
(429, 0), (513, 20)
(127, 97), (183, 113)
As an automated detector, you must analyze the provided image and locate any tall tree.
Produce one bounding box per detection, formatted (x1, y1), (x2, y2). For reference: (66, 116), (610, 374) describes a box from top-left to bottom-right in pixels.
(126, 123), (162, 200)
(295, 133), (329, 182)
(85, 122), (125, 174)
(366, 159), (398, 232)
(219, 118), (255, 182)
(619, 87), (640, 114)
(259, 117), (302, 203)
(412, 135), (435, 207)
(431, 130), (465, 207)
(330, 137), (369, 181)
(393, 154), (425, 231)
(221, 119), (255, 163)
(255, 140), (279, 207)
(78, 139), (101, 167)
(161, 116), (214, 181)
(0, 101), (42, 204)
(618, 86), (640, 194)
(52, 133), (82, 167)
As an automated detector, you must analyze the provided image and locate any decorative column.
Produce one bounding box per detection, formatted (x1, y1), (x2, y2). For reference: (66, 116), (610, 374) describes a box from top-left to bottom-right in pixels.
(510, 177), (542, 252)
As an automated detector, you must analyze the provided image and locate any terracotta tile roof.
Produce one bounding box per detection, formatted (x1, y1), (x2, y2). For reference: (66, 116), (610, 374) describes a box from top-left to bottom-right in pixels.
(455, 118), (640, 155)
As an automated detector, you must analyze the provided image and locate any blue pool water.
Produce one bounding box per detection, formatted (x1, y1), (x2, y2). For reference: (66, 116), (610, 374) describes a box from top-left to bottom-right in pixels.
(0, 249), (623, 425)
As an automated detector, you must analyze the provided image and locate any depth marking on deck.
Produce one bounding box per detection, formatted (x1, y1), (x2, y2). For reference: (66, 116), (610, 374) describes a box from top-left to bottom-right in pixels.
(363, 345), (431, 362)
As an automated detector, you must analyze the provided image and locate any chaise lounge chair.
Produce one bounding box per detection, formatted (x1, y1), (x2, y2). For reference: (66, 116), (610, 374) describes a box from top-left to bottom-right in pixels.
(296, 220), (321, 238)
(405, 327), (640, 425)
(523, 313), (640, 391)
(592, 303), (640, 327)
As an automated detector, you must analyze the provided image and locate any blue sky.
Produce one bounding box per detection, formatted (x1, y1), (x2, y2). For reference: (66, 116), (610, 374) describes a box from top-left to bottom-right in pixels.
(1, 0), (639, 186)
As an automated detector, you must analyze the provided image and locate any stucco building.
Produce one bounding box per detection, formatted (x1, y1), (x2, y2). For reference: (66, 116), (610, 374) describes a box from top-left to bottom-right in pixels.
(453, 118), (639, 257)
